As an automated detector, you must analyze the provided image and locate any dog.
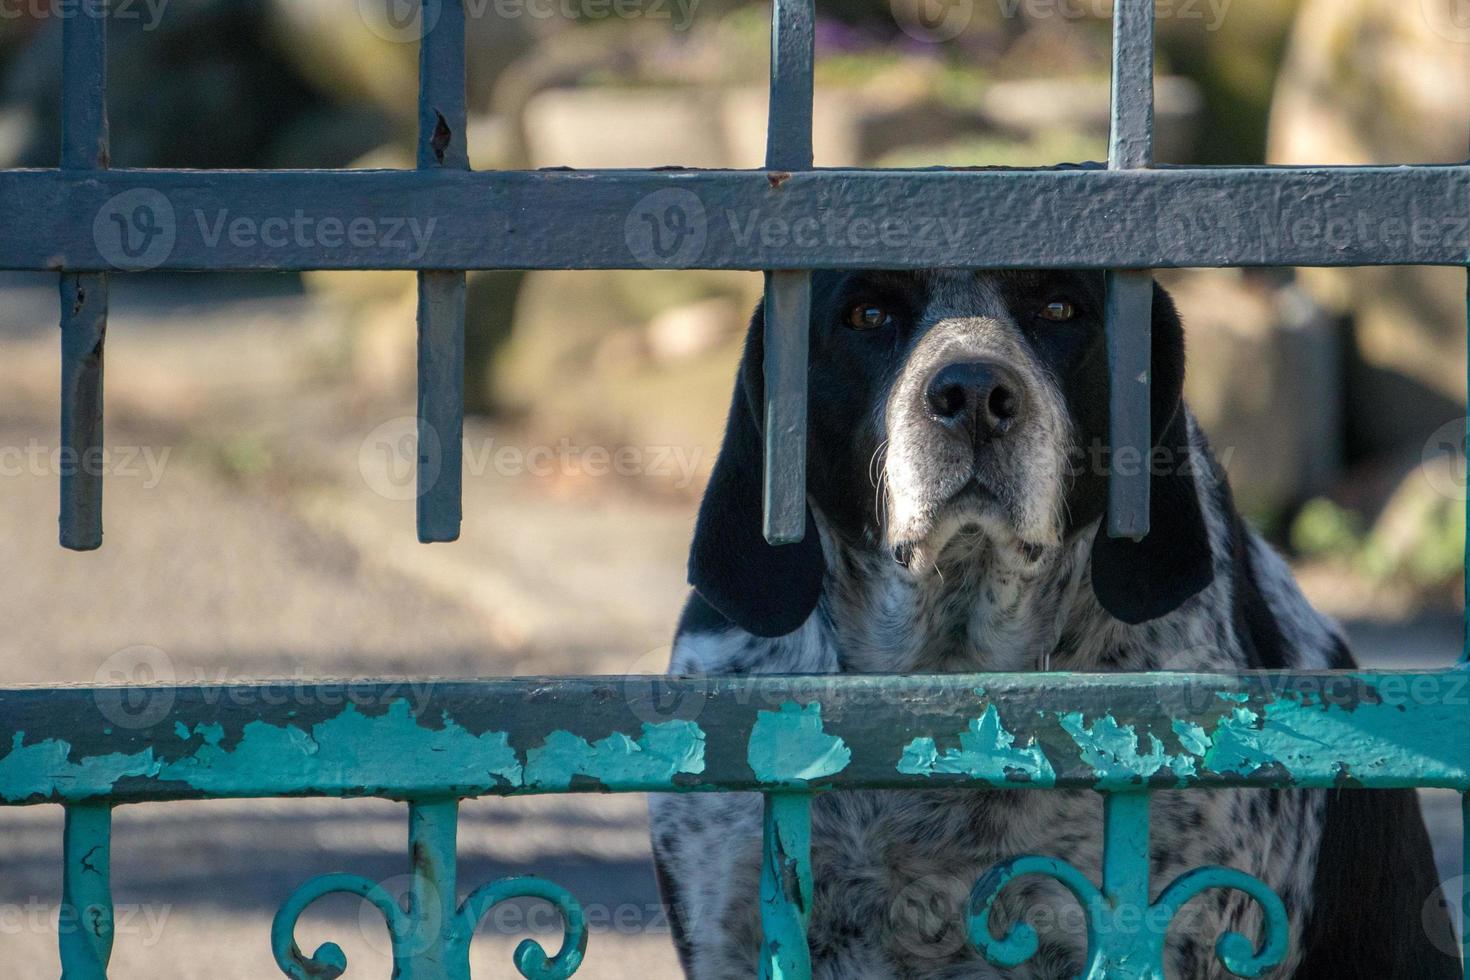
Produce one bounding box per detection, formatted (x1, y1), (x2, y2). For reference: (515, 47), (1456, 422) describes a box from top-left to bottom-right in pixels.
(648, 270), (1459, 978)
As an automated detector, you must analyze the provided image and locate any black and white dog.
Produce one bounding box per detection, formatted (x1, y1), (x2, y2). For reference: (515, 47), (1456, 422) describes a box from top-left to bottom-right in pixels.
(649, 270), (1458, 978)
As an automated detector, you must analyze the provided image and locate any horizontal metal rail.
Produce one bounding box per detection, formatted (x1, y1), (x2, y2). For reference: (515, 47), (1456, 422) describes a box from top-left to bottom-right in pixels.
(3, 671), (1468, 805)
(5, 165), (1469, 272)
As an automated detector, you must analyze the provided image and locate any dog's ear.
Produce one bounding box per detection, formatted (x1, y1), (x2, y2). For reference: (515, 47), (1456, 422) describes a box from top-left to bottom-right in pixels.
(1091, 282), (1215, 625)
(688, 302), (824, 638)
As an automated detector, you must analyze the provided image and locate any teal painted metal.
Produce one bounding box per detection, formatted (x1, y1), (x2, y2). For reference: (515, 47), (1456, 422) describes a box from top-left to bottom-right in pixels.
(408, 799), (459, 979)
(969, 792), (1288, 979)
(760, 794), (813, 980)
(2, 677), (1462, 978)
(10, 2), (1470, 978)
(60, 803), (113, 980)
(272, 832), (587, 980)
(4, 672), (1469, 804)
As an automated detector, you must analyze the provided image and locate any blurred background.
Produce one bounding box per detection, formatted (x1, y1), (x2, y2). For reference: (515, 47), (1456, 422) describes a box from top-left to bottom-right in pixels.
(0, 0), (1467, 975)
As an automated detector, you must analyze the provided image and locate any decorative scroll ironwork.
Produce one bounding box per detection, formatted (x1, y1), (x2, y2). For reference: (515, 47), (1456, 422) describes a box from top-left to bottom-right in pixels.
(271, 872), (586, 980)
(968, 857), (1289, 979)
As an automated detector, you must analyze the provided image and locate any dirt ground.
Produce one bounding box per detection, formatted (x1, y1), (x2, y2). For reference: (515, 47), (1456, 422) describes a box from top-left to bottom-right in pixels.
(0, 273), (1461, 978)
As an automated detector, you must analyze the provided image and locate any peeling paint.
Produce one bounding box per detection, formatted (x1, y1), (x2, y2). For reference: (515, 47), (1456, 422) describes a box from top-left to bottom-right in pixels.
(524, 720), (706, 791)
(748, 703), (850, 786)
(897, 705), (1056, 786)
(0, 700), (523, 803)
(1059, 712), (1196, 786)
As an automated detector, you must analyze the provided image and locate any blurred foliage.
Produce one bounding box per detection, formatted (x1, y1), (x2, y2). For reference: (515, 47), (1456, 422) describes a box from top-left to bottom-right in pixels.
(1154, 0), (1303, 163)
(1291, 470), (1466, 591)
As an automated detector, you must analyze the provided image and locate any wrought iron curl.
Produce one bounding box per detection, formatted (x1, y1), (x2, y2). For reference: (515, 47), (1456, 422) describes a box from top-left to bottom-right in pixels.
(271, 873), (411, 980)
(1152, 866), (1289, 978)
(454, 875), (588, 980)
(967, 856), (1289, 978)
(966, 855), (1108, 969)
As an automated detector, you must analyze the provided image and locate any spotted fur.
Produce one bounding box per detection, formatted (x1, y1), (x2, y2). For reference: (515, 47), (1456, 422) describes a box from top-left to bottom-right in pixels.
(649, 271), (1456, 979)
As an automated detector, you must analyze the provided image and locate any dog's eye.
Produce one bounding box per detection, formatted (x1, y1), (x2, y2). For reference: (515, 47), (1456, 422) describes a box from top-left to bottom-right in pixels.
(1038, 300), (1077, 323)
(847, 304), (892, 331)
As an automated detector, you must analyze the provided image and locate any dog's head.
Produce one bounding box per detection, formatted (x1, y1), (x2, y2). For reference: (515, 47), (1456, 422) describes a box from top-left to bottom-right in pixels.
(689, 270), (1214, 637)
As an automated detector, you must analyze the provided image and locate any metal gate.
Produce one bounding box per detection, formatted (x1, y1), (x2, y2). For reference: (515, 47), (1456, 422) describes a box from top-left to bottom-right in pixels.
(0, 1), (1467, 977)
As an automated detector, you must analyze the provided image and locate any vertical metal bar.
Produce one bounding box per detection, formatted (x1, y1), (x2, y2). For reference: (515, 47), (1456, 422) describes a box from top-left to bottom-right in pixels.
(1101, 792), (1150, 907)
(763, 271), (810, 545)
(406, 799), (460, 980)
(59, 0), (109, 551)
(761, 0), (815, 546)
(1100, 791), (1153, 974)
(1462, 265), (1468, 667)
(1105, 271), (1153, 540)
(1462, 793), (1468, 979)
(1104, 0), (1156, 540)
(61, 803), (113, 980)
(415, 0), (467, 543)
(760, 793), (813, 980)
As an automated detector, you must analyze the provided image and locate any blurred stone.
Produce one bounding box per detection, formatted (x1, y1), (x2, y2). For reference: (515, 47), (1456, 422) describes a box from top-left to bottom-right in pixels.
(645, 297), (740, 365)
(1173, 270), (1342, 517)
(267, 0), (535, 119)
(720, 88), (866, 168)
(976, 76), (1203, 164)
(1269, 0), (1470, 456)
(524, 87), (732, 168)
(2, 0), (392, 168)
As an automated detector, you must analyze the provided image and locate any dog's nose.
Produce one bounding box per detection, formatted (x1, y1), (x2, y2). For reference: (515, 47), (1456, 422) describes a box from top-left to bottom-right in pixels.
(925, 361), (1025, 443)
